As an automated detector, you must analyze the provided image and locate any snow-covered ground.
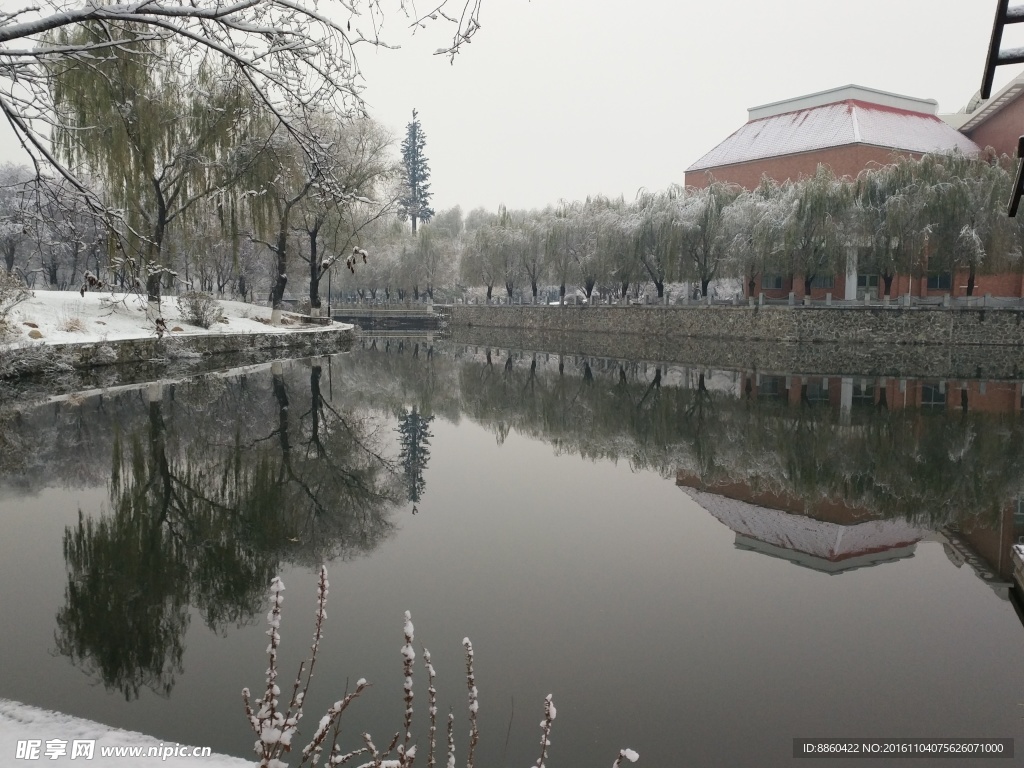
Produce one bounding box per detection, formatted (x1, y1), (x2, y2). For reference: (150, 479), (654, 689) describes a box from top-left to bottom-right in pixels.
(2, 289), (335, 349)
(0, 699), (250, 766)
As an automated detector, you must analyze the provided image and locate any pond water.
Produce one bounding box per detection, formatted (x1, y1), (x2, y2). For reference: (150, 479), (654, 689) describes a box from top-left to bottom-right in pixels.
(1, 338), (1024, 767)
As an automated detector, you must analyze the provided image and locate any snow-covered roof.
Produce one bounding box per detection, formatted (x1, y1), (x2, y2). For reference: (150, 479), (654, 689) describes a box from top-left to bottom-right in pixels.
(683, 487), (924, 573)
(688, 96), (980, 173)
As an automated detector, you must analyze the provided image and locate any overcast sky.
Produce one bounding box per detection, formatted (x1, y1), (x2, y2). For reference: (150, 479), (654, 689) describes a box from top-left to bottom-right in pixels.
(4, 0), (1024, 214)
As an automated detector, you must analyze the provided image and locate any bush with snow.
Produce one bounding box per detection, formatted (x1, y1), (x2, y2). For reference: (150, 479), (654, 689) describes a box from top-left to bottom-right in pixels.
(176, 291), (224, 329)
(245, 567), (639, 768)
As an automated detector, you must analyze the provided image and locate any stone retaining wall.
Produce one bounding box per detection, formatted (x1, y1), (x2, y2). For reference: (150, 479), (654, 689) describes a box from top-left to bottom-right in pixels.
(444, 308), (1024, 380)
(1, 324), (354, 380)
(443, 304), (1024, 346)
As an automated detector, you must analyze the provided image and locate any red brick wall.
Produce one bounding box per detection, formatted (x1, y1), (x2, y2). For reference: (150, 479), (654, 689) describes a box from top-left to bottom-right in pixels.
(966, 92), (1024, 158)
(685, 144), (917, 190)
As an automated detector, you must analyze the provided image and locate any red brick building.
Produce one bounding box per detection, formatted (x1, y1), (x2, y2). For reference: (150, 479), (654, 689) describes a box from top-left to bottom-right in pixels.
(685, 82), (1024, 299)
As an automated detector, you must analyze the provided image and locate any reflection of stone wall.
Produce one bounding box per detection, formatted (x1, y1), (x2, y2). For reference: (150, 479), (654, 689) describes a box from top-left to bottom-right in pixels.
(446, 310), (1024, 379)
(2, 325), (354, 379)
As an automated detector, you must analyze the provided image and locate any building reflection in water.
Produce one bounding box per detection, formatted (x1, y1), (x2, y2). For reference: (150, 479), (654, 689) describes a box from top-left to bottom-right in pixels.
(678, 372), (1024, 603)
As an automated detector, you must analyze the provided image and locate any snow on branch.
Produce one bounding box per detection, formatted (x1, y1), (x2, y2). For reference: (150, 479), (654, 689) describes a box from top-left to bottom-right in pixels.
(243, 567), (637, 768)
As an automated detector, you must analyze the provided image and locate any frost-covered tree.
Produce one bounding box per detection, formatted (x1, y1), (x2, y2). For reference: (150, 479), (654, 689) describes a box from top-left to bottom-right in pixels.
(679, 181), (741, 297)
(1, 0), (482, 197)
(855, 158), (930, 297)
(779, 165), (851, 296)
(628, 188), (684, 298)
(398, 109), (434, 235)
(294, 118), (398, 312)
(0, 163), (34, 275)
(918, 151), (1014, 296)
(724, 177), (786, 297)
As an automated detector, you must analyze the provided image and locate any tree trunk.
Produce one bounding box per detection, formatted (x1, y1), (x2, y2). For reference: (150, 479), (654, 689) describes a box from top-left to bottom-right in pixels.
(701, 277), (712, 297)
(966, 265), (976, 297)
(308, 226), (322, 309)
(882, 271), (895, 298)
(802, 275), (812, 296)
(505, 281), (514, 299)
(654, 279), (664, 298)
(411, 215), (418, 236)
(269, 229), (289, 326)
(486, 285), (493, 301)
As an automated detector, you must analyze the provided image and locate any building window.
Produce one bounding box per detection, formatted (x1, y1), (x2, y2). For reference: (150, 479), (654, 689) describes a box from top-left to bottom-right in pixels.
(921, 382), (946, 408)
(857, 274), (879, 289)
(757, 376), (786, 401)
(809, 275), (835, 289)
(761, 274), (784, 290)
(852, 381), (875, 406)
(927, 272), (952, 291)
(804, 378), (830, 405)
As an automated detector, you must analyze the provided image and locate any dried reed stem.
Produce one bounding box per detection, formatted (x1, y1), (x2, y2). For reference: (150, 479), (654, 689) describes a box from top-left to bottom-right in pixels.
(423, 648), (438, 768)
(463, 638), (479, 768)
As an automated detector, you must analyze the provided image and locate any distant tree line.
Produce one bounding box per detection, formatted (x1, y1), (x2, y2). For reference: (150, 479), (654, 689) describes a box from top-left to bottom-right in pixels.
(456, 150), (1024, 302)
(4, 149), (1023, 309)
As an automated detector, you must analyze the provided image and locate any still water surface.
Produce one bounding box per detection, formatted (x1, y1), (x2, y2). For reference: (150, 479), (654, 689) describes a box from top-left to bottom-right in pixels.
(1, 340), (1023, 767)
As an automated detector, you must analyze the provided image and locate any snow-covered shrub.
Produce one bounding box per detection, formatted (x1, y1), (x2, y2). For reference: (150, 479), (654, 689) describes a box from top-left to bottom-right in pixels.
(176, 291), (224, 329)
(244, 567), (639, 768)
(0, 270), (27, 338)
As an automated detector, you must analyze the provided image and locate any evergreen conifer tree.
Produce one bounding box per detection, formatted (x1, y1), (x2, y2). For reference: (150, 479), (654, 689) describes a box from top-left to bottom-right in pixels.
(398, 109), (434, 235)
(396, 405), (433, 503)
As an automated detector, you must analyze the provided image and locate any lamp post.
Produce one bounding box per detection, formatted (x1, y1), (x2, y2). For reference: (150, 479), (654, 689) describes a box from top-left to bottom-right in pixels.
(327, 266), (332, 320)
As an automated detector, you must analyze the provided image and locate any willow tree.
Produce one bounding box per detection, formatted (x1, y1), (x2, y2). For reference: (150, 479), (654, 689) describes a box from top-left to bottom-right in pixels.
(919, 151), (1014, 296)
(50, 32), (257, 316)
(855, 157), (930, 297)
(679, 180), (741, 297)
(780, 165), (851, 296)
(629, 187), (684, 298)
(723, 176), (785, 297)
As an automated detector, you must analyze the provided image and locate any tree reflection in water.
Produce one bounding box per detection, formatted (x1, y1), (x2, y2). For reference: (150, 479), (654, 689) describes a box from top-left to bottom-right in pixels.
(54, 359), (400, 700)
(16, 341), (1024, 699)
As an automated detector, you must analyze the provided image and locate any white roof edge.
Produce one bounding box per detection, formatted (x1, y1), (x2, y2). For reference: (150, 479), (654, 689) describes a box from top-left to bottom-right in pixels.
(748, 84), (939, 120)
(943, 69), (1024, 133)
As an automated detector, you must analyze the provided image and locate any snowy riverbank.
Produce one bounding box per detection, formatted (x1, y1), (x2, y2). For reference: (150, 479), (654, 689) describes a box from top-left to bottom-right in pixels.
(0, 290), (354, 380)
(0, 699), (250, 767)
(1, 290), (345, 348)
